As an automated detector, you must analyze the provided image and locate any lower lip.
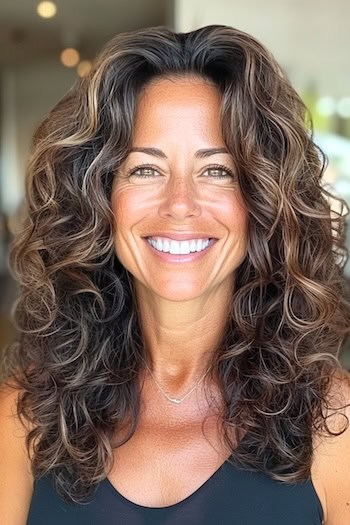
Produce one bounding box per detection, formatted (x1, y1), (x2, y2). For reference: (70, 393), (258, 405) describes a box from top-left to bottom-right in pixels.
(143, 238), (218, 263)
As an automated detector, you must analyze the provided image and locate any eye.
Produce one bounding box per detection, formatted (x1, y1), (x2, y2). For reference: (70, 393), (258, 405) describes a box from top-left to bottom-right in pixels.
(126, 163), (235, 180)
(128, 164), (160, 178)
(203, 164), (235, 179)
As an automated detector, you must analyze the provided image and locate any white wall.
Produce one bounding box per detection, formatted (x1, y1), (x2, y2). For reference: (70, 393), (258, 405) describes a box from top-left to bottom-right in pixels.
(174, 0), (350, 98)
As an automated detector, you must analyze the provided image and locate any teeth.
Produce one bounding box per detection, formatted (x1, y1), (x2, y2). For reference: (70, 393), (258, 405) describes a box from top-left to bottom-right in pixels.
(147, 237), (211, 254)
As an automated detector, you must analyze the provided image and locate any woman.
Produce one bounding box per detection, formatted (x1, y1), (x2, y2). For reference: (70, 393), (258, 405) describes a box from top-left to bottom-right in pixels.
(1, 24), (350, 525)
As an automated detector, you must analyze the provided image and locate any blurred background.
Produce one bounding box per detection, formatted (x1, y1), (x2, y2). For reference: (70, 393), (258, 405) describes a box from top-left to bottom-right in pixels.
(1, 0), (350, 368)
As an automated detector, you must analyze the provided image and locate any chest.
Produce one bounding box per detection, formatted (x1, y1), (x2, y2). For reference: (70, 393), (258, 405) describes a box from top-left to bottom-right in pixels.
(107, 402), (232, 508)
(105, 385), (326, 520)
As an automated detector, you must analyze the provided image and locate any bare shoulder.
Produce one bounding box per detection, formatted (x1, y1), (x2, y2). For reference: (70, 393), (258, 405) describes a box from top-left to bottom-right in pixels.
(0, 380), (35, 525)
(311, 367), (350, 525)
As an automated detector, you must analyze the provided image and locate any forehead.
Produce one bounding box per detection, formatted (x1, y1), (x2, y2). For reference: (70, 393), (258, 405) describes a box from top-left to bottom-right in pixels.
(132, 76), (224, 143)
(136, 75), (221, 112)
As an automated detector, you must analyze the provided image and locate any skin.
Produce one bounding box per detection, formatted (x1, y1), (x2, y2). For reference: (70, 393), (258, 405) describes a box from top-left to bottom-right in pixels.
(111, 75), (248, 390)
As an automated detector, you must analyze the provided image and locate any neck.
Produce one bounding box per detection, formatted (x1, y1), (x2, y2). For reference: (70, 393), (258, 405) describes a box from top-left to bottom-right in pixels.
(133, 278), (233, 389)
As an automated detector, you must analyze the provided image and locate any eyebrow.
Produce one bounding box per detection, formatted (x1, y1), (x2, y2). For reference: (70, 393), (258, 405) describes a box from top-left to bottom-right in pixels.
(129, 147), (230, 159)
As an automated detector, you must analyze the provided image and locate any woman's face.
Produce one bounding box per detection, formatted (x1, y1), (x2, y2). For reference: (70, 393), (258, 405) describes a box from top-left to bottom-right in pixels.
(111, 76), (248, 302)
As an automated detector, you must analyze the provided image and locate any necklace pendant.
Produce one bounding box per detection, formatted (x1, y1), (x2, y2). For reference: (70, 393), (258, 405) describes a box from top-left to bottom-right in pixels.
(168, 397), (182, 404)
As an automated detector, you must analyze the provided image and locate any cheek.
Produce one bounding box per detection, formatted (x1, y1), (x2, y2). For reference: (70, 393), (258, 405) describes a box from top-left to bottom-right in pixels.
(219, 195), (248, 237)
(111, 190), (133, 260)
(221, 197), (249, 268)
(111, 187), (149, 266)
(111, 187), (145, 230)
(111, 190), (134, 260)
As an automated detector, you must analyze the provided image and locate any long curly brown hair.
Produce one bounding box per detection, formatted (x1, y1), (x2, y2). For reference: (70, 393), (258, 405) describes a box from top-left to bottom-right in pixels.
(1, 24), (350, 505)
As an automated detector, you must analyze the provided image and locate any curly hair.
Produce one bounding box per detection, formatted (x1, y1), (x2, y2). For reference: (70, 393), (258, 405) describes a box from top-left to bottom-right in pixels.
(2, 24), (350, 505)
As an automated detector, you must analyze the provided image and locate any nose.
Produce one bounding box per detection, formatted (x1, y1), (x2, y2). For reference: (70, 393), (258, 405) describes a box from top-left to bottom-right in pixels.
(158, 176), (202, 221)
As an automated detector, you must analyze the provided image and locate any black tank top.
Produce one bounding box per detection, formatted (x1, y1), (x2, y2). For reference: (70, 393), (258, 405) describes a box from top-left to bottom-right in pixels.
(27, 459), (324, 524)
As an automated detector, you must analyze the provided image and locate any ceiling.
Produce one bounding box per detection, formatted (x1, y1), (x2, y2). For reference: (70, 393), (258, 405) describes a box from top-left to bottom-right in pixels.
(0, 0), (171, 66)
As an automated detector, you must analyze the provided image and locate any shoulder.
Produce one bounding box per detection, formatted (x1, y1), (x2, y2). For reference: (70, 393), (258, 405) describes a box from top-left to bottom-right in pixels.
(0, 379), (35, 461)
(0, 381), (35, 524)
(311, 367), (350, 525)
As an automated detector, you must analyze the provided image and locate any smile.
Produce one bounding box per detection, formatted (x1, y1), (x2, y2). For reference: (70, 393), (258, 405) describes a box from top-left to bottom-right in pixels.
(143, 237), (217, 263)
(147, 237), (212, 254)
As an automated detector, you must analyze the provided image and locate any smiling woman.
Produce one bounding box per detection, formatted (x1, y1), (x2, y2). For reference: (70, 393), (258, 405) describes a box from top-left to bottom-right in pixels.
(1, 24), (350, 525)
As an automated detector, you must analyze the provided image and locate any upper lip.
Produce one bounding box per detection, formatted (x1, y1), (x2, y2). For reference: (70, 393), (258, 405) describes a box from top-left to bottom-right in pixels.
(143, 233), (217, 241)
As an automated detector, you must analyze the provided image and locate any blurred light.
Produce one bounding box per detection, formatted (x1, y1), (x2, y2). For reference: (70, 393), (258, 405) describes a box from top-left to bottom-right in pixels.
(60, 48), (80, 67)
(336, 97), (350, 118)
(37, 1), (57, 18)
(77, 60), (92, 78)
(316, 96), (336, 117)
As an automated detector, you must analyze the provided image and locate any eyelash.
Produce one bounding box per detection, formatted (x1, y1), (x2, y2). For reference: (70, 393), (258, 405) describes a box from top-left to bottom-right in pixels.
(127, 163), (235, 179)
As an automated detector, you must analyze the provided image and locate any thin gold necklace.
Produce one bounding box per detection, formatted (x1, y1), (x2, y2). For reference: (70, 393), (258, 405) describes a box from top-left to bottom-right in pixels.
(144, 362), (212, 405)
